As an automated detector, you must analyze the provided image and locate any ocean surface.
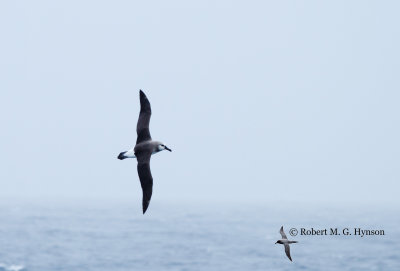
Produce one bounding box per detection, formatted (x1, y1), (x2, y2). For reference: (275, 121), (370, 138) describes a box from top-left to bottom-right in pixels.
(0, 200), (399, 271)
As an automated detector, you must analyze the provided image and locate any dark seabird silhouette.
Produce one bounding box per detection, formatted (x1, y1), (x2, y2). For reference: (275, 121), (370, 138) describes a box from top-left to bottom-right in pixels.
(275, 226), (298, 261)
(117, 90), (171, 214)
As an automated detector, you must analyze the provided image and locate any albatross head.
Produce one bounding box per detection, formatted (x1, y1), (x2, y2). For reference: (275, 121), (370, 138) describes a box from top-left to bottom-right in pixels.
(157, 143), (172, 152)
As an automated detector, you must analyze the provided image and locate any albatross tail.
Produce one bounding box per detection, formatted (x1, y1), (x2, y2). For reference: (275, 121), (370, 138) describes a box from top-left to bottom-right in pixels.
(117, 149), (136, 160)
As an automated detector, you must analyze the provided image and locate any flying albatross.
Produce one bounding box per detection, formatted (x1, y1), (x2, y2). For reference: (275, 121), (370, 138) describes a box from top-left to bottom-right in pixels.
(275, 226), (298, 261)
(117, 90), (171, 214)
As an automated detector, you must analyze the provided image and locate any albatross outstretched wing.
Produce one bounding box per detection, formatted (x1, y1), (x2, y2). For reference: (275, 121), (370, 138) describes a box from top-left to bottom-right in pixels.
(136, 90), (152, 144)
(280, 226), (288, 240)
(137, 151), (153, 214)
(284, 244), (292, 261)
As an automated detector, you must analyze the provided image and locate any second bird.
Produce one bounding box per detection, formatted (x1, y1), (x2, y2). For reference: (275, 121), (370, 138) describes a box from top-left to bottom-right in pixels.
(118, 90), (172, 214)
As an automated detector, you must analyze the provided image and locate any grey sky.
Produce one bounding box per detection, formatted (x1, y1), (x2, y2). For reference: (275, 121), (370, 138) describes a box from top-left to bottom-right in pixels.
(1, 1), (399, 205)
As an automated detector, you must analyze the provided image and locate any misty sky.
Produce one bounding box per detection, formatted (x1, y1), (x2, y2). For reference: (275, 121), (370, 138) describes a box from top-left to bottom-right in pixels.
(1, 1), (399, 206)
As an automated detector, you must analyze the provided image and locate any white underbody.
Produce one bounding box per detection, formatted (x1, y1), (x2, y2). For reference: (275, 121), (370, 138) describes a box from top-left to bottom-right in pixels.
(124, 148), (136, 158)
(123, 147), (162, 159)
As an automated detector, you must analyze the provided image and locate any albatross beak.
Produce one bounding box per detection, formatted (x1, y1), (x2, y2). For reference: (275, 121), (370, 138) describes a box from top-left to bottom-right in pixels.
(165, 146), (172, 152)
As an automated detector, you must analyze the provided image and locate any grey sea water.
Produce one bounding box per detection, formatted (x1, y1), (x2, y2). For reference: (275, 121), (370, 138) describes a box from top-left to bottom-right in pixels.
(0, 200), (399, 271)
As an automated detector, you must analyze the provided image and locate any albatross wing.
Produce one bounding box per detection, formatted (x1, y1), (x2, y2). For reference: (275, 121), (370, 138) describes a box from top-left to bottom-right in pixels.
(137, 151), (153, 214)
(280, 226), (288, 240)
(284, 244), (292, 261)
(136, 90), (152, 144)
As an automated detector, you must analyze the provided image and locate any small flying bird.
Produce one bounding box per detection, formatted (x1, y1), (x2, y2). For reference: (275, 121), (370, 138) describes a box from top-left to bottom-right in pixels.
(117, 90), (172, 214)
(275, 226), (298, 261)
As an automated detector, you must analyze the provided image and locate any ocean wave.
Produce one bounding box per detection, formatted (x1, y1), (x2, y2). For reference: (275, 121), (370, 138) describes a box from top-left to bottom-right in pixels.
(0, 263), (25, 271)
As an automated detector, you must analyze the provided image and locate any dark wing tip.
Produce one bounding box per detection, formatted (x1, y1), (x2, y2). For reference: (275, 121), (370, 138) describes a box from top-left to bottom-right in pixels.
(143, 200), (149, 214)
(138, 90), (151, 113)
